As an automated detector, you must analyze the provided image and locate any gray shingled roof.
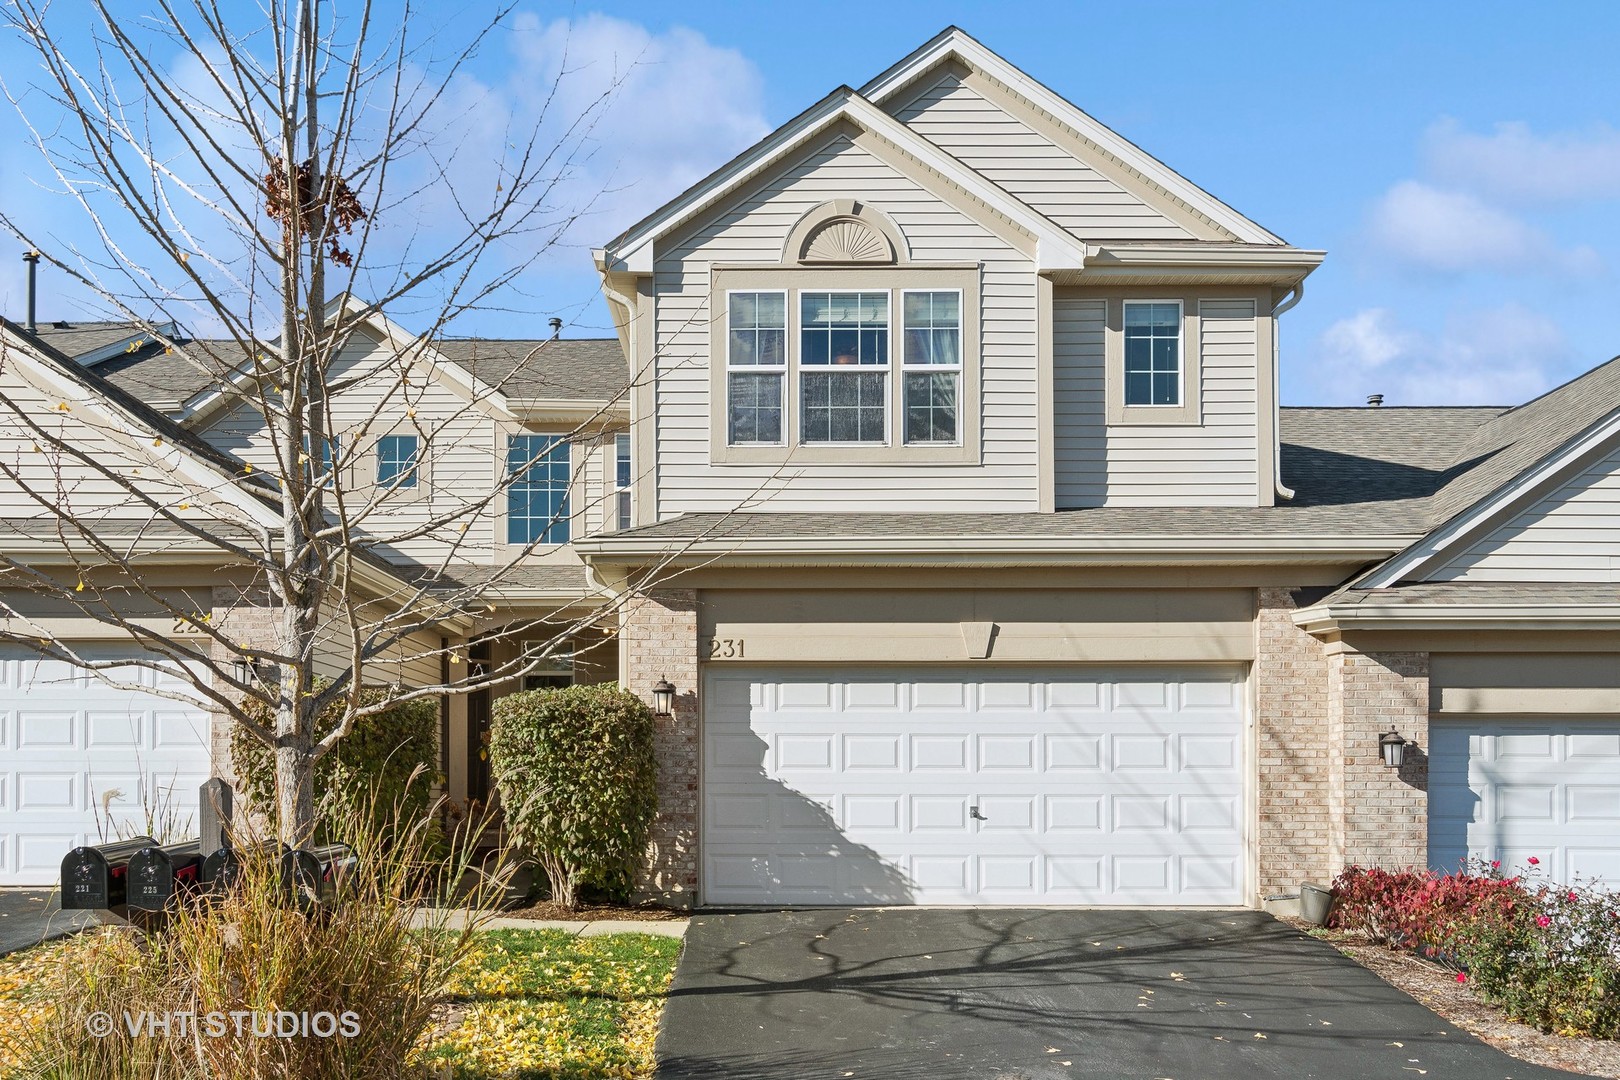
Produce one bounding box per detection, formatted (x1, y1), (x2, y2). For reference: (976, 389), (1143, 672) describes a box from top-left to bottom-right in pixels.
(432, 338), (628, 402)
(420, 563), (591, 595)
(29, 320), (151, 358)
(1317, 581), (1620, 608)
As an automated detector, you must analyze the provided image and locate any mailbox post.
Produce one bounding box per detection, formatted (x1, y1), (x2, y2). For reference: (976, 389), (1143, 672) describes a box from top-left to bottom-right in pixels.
(60, 836), (156, 911)
(126, 841), (204, 912)
(279, 844), (357, 908)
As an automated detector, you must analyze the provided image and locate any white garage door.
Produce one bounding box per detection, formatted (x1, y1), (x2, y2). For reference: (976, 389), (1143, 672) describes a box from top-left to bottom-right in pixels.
(0, 645), (211, 886)
(703, 666), (1247, 906)
(1430, 719), (1620, 887)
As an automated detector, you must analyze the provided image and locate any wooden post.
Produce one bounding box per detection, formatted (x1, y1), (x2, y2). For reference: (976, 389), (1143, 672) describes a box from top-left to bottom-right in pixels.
(199, 778), (233, 853)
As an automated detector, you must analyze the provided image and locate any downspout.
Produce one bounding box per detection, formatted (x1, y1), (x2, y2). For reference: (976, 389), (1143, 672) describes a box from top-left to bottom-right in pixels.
(1270, 283), (1303, 501)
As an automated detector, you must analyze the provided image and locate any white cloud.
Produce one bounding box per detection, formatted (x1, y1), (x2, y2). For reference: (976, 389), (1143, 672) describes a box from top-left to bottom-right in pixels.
(1365, 180), (1602, 276)
(1310, 304), (1567, 406)
(1423, 118), (1620, 204)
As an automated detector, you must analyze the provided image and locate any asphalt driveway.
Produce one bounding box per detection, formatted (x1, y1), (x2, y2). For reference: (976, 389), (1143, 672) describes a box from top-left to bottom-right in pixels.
(656, 908), (1583, 1080)
(0, 889), (95, 956)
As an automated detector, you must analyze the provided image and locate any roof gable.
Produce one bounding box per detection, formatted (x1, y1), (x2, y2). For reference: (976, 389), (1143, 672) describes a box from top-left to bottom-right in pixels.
(598, 86), (1089, 274)
(861, 27), (1283, 246)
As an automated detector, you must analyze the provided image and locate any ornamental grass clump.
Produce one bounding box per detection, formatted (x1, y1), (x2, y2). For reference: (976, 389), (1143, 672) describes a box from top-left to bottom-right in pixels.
(3, 785), (510, 1079)
(488, 684), (658, 909)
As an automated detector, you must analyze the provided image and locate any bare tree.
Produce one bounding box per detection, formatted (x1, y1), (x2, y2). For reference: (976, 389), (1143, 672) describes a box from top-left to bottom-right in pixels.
(0, 0), (679, 846)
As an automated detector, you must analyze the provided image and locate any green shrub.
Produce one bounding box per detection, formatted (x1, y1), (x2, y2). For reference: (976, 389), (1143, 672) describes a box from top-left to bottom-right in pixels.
(1330, 861), (1620, 1038)
(488, 684), (657, 908)
(231, 686), (440, 845)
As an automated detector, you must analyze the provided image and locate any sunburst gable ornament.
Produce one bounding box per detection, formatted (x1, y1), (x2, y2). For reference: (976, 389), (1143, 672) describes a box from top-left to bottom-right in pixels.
(801, 218), (894, 264)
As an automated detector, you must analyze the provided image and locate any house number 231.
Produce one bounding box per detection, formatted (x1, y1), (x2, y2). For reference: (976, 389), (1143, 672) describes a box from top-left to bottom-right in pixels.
(704, 638), (745, 659)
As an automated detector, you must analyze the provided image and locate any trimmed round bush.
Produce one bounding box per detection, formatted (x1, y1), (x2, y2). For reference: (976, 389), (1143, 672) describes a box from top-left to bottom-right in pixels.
(231, 687), (440, 844)
(487, 683), (657, 907)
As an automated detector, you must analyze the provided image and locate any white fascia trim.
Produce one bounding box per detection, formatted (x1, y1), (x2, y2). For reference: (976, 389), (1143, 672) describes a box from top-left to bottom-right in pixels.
(2, 329), (279, 531)
(602, 90), (1089, 273)
(69, 321), (180, 367)
(860, 28), (1283, 246)
(1088, 244), (1325, 272)
(1293, 603), (1620, 634)
(577, 533), (1410, 565)
(1357, 405), (1620, 589)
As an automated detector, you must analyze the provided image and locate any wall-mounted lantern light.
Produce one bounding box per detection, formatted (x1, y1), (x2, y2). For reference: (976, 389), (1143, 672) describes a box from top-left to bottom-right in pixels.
(651, 678), (677, 718)
(233, 657), (276, 685)
(1379, 727), (1409, 769)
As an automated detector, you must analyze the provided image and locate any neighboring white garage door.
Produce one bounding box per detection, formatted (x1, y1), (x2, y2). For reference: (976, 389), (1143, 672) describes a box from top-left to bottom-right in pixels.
(0, 645), (211, 886)
(703, 666), (1247, 906)
(1430, 719), (1620, 887)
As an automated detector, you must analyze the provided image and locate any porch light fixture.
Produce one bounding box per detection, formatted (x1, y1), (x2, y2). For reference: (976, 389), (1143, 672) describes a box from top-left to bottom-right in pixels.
(651, 678), (677, 717)
(1379, 727), (1409, 769)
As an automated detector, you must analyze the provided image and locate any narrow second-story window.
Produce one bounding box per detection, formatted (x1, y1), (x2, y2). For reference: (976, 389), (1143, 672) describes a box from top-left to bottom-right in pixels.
(726, 291), (786, 444)
(1123, 301), (1182, 406)
(800, 290), (887, 443)
(506, 434), (569, 545)
(376, 434), (419, 488)
(614, 433), (631, 531)
(901, 290), (961, 444)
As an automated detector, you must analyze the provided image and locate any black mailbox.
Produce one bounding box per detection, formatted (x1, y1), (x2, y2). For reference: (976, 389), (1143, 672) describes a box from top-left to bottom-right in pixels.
(280, 844), (356, 907)
(200, 846), (241, 893)
(126, 841), (204, 911)
(60, 836), (156, 910)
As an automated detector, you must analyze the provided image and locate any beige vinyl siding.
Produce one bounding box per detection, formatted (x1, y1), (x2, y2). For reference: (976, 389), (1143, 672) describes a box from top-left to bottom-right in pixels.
(0, 362), (213, 525)
(893, 71), (1194, 242)
(654, 133), (1040, 514)
(1053, 296), (1259, 507)
(1432, 443), (1620, 582)
(1052, 296), (1106, 506)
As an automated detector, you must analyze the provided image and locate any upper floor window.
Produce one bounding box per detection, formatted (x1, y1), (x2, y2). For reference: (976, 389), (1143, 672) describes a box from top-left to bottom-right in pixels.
(376, 434), (419, 488)
(506, 434), (569, 545)
(901, 290), (961, 444)
(726, 290), (786, 445)
(614, 433), (631, 531)
(800, 291), (888, 444)
(1123, 301), (1182, 406)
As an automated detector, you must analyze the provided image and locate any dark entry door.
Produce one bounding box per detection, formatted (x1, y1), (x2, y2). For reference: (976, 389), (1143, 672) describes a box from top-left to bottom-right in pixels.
(467, 641), (492, 802)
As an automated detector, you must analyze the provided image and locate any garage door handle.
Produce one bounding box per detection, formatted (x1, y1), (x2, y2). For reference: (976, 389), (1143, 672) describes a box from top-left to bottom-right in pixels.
(970, 806), (986, 821)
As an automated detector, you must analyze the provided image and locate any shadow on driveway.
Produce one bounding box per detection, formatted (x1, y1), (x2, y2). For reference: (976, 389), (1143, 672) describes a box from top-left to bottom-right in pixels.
(656, 908), (1583, 1080)
(0, 889), (96, 957)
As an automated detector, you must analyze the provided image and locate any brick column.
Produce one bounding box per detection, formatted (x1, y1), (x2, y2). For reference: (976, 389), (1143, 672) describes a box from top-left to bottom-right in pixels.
(621, 589), (700, 906)
(1254, 588), (1334, 897)
(1331, 649), (1430, 871)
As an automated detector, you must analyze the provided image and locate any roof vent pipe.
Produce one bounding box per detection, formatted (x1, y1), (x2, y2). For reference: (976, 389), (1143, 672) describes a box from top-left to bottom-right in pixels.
(548, 317), (562, 338)
(21, 251), (39, 333)
(1367, 393), (1384, 407)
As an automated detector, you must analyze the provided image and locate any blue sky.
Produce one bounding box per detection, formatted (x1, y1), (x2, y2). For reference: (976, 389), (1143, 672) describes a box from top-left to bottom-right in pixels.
(2, 1), (1618, 406)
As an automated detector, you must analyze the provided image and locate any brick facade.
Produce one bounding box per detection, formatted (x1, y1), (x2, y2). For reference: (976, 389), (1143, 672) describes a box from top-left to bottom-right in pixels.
(621, 589), (700, 906)
(1254, 587), (1334, 895)
(208, 588), (283, 788)
(1330, 649), (1430, 871)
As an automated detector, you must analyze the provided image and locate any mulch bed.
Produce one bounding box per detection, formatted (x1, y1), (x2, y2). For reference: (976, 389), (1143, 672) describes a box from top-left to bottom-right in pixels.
(498, 900), (686, 922)
(1285, 917), (1620, 1078)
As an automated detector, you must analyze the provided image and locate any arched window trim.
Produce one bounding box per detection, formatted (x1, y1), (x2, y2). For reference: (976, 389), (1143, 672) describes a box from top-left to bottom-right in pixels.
(782, 199), (910, 266)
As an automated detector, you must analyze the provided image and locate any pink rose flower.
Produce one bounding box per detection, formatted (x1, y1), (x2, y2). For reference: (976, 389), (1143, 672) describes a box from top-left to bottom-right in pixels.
(1569, 891), (1579, 902)
(1527, 856), (1540, 866)
(1536, 915), (1552, 928)
(1491, 860), (1501, 870)
(1456, 972), (1468, 983)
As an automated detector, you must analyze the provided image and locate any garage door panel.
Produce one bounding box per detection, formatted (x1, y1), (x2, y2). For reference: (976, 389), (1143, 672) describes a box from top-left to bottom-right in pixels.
(0, 645), (211, 885)
(1431, 719), (1620, 889)
(704, 665), (1246, 906)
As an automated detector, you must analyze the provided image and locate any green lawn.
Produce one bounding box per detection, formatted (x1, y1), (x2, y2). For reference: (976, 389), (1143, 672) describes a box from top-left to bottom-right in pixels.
(418, 929), (684, 1080)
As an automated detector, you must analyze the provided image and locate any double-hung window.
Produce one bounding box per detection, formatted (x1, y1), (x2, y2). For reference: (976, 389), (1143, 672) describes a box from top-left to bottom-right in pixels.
(506, 434), (569, 545)
(726, 291), (786, 444)
(901, 290), (961, 444)
(1123, 301), (1182, 406)
(376, 434), (419, 489)
(613, 433), (631, 531)
(799, 291), (888, 443)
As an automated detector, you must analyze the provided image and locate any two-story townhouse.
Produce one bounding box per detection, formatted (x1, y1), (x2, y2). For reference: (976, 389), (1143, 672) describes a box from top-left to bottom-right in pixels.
(4, 27), (1619, 912)
(578, 28), (1620, 909)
